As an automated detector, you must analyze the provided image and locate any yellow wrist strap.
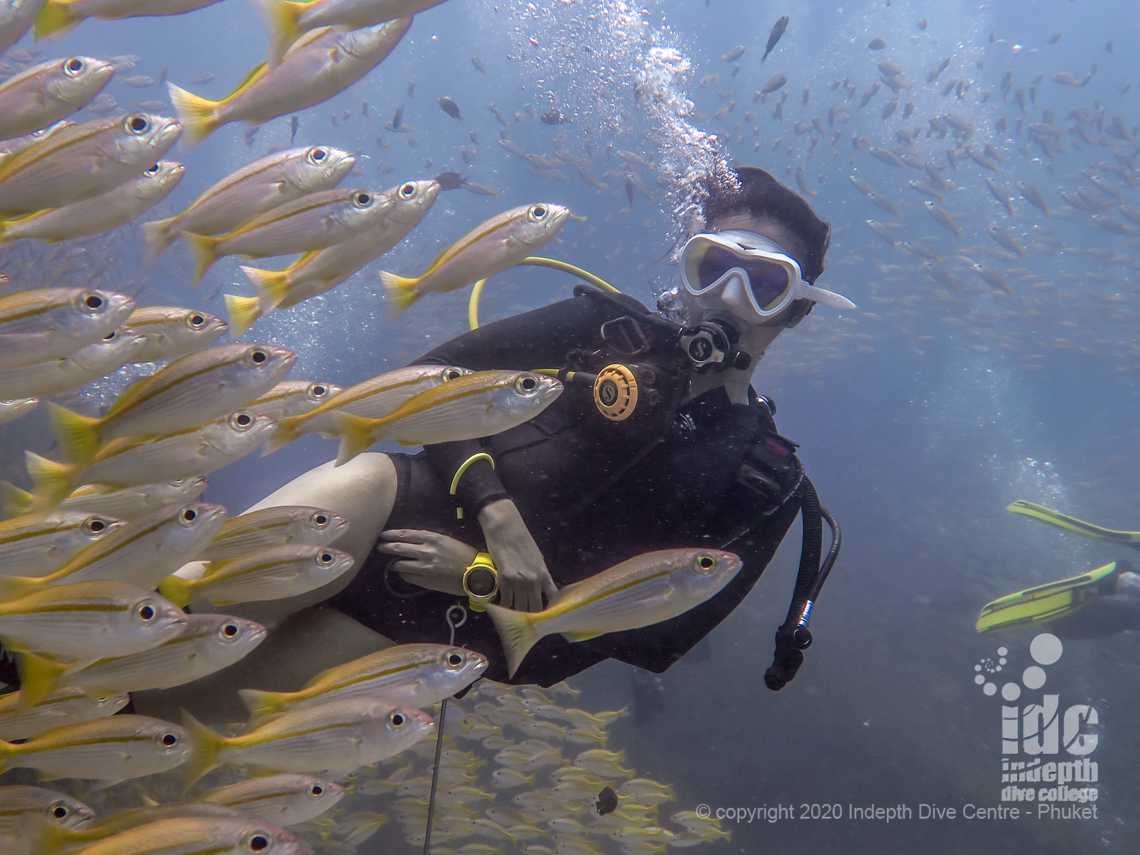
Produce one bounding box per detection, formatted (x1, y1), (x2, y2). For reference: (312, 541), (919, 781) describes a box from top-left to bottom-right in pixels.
(449, 453), (495, 520)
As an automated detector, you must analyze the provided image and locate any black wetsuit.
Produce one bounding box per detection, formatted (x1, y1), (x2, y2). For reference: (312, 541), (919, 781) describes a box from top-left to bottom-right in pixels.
(331, 287), (807, 685)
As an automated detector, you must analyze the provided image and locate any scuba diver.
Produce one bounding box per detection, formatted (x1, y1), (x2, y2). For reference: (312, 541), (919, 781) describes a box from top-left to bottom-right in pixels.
(977, 500), (1140, 638)
(184, 166), (853, 701)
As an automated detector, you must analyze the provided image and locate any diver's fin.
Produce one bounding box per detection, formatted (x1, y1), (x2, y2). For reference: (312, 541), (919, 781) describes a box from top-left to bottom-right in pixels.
(484, 603), (541, 678)
(976, 560), (1121, 633)
(1007, 500), (1140, 547)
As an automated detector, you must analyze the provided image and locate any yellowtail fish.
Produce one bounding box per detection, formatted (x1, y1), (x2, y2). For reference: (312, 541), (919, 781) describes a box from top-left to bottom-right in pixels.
(201, 505), (348, 562)
(379, 202), (572, 312)
(335, 370), (562, 465)
(0, 714), (188, 786)
(0, 160), (184, 244)
(0, 327), (145, 400)
(229, 178), (440, 334)
(22, 614), (265, 703)
(142, 145), (354, 257)
(0, 114), (181, 215)
(0, 501), (226, 599)
(0, 687), (128, 740)
(34, 0), (225, 39)
(0, 509), (125, 577)
(158, 544), (354, 607)
(184, 187), (392, 283)
(1, 477), (207, 521)
(262, 0), (445, 65)
(0, 784), (94, 855)
(0, 398), (39, 424)
(37, 803), (245, 850)
(49, 343), (293, 464)
(0, 56), (113, 141)
(0, 0), (46, 55)
(62, 815), (308, 855)
(245, 380), (343, 422)
(0, 287), (134, 370)
(485, 548), (743, 677)
(238, 643), (488, 724)
(182, 698), (433, 784)
(200, 773), (345, 826)
(269, 363), (468, 451)
(0, 580), (186, 660)
(26, 414), (274, 505)
(125, 306), (227, 363)
(167, 20), (410, 144)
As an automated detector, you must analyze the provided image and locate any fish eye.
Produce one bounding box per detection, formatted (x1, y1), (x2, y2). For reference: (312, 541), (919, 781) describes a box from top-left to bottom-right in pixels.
(103, 330), (117, 341)
(84, 517), (108, 534)
(529, 204), (547, 221)
(309, 784), (324, 796)
(80, 292), (105, 312)
(310, 384), (328, 398)
(51, 803), (69, 819)
(308, 147), (327, 163)
(230, 413), (254, 430)
(446, 651), (464, 669)
(695, 554), (716, 573)
(399, 182), (416, 199)
(389, 711), (406, 728)
(442, 367), (463, 382)
(63, 57), (84, 76)
(249, 349), (268, 365)
(161, 732), (178, 746)
(170, 479), (186, 487)
(144, 163), (161, 176)
(179, 507), (198, 524)
(354, 191), (373, 208)
(188, 313), (206, 329)
(137, 603), (156, 621)
(221, 622), (240, 638)
(126, 114), (150, 134)
(515, 375), (539, 394)
(312, 512), (329, 528)
(317, 551), (334, 565)
(246, 833), (270, 853)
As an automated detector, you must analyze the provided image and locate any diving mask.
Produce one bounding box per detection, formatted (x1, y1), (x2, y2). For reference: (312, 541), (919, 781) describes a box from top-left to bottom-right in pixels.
(680, 230), (854, 321)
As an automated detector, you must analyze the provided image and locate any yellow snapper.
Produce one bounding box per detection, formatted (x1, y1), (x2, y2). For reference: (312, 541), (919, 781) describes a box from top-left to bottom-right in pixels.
(238, 643), (488, 724)
(184, 187), (393, 283)
(0, 56), (114, 141)
(0, 714), (189, 785)
(0, 398), (39, 425)
(125, 306), (228, 363)
(0, 114), (181, 215)
(0, 326), (145, 401)
(0, 580), (186, 660)
(158, 544), (354, 607)
(0, 160), (184, 245)
(262, 0), (446, 65)
(34, 0), (225, 39)
(167, 20), (410, 144)
(379, 202), (572, 312)
(0, 784), (94, 855)
(334, 369), (563, 465)
(142, 145), (355, 257)
(0, 501), (226, 599)
(268, 363), (469, 451)
(26, 413), (275, 506)
(228, 178), (441, 334)
(200, 773), (345, 826)
(48, 343), (293, 464)
(37, 804), (245, 850)
(485, 548), (743, 677)
(201, 505), (348, 562)
(0, 287), (134, 370)
(65, 816), (311, 855)
(1, 477), (207, 521)
(0, 0), (45, 55)
(0, 687), (128, 740)
(182, 698), (433, 784)
(245, 380), (343, 422)
(0, 509), (124, 577)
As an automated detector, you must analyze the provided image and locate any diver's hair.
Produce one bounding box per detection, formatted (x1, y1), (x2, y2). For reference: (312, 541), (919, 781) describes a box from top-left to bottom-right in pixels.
(700, 166), (831, 283)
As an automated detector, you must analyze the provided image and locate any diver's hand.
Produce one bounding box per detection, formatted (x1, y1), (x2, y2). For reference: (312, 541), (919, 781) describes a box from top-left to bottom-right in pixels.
(376, 529), (476, 597)
(478, 498), (557, 612)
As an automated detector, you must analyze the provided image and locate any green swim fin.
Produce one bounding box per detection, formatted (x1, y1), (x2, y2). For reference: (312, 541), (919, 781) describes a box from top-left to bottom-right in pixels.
(976, 561), (1121, 633)
(1007, 500), (1140, 548)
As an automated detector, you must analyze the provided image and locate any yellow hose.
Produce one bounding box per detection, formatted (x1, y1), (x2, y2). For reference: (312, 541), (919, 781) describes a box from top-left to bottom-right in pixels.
(466, 256), (621, 330)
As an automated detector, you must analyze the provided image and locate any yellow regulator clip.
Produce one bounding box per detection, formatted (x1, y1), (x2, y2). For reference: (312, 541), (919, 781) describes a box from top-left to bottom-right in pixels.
(593, 364), (638, 422)
(462, 552), (499, 612)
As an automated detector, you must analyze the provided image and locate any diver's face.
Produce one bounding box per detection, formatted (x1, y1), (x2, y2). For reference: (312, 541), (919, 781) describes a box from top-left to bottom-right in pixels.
(684, 211), (810, 328)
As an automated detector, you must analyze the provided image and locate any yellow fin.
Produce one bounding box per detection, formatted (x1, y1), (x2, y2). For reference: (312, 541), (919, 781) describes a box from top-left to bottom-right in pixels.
(141, 217), (178, 259)
(0, 575), (38, 603)
(264, 415), (300, 455)
(24, 451), (76, 509)
(238, 687), (288, 724)
(484, 603), (540, 679)
(19, 653), (69, 707)
(1, 482), (35, 518)
(223, 293), (262, 336)
(334, 414), (375, 467)
(157, 574), (194, 609)
(185, 232), (219, 283)
(180, 710), (226, 789)
(263, 0), (305, 66)
(47, 402), (102, 464)
(239, 264), (290, 310)
(166, 82), (221, 145)
(379, 270), (420, 314)
(33, 0), (79, 39)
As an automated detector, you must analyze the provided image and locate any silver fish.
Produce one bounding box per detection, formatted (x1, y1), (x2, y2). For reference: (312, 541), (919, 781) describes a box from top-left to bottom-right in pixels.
(244, 380), (343, 422)
(0, 784), (93, 855)
(0, 56), (113, 141)
(0, 0), (45, 57)
(0, 688), (128, 740)
(199, 774), (345, 826)
(0, 326), (146, 400)
(1, 477), (208, 522)
(0, 288), (134, 370)
(125, 306), (228, 363)
(0, 509), (126, 577)
(201, 505), (348, 562)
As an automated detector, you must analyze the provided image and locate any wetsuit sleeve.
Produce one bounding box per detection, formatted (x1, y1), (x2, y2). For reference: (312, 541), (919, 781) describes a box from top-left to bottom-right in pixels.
(411, 293), (645, 517)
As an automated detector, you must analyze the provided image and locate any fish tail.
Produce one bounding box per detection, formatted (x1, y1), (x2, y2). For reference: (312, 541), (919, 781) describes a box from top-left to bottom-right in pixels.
(239, 264), (290, 309)
(484, 603), (541, 679)
(223, 293), (263, 337)
(185, 232), (219, 283)
(378, 270), (420, 314)
(46, 402), (102, 464)
(264, 416), (300, 455)
(0, 575), (36, 603)
(141, 217), (178, 259)
(157, 574), (194, 609)
(0, 481), (36, 518)
(166, 82), (221, 145)
(334, 414), (374, 467)
(33, 0), (79, 39)
(24, 452), (76, 509)
(238, 688), (288, 723)
(181, 710), (226, 789)
(262, 0), (304, 66)
(19, 653), (68, 706)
